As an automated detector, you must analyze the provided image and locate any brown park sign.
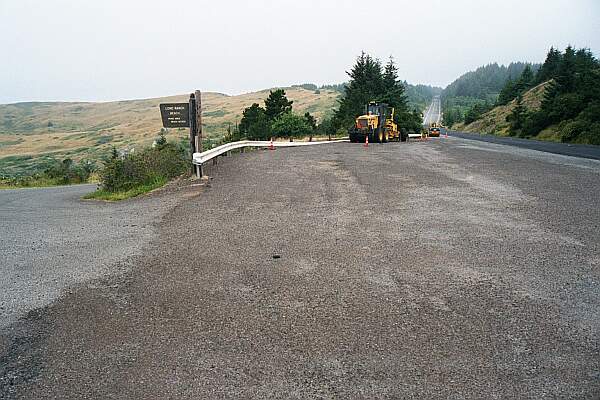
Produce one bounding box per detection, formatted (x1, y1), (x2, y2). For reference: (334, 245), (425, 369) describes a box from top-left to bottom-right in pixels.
(159, 103), (190, 128)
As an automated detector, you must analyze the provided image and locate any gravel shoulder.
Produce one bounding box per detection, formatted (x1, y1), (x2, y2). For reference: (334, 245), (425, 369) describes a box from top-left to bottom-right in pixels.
(2, 140), (599, 399)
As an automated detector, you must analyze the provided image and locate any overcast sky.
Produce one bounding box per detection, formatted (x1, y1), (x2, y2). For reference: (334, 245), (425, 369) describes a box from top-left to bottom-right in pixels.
(1, 0), (599, 103)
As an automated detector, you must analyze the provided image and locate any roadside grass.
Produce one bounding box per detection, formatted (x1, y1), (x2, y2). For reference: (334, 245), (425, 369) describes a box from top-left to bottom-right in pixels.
(1, 160), (97, 189)
(83, 176), (167, 201)
(0, 176), (70, 189)
(535, 126), (562, 142)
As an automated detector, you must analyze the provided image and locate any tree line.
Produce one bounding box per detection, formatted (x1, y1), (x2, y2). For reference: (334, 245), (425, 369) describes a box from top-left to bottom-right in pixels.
(442, 62), (539, 127)
(235, 53), (430, 140)
(232, 89), (319, 141)
(505, 46), (600, 143)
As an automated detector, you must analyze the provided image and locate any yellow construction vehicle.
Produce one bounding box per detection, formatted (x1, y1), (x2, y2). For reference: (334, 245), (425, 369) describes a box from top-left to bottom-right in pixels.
(428, 122), (441, 137)
(349, 102), (407, 143)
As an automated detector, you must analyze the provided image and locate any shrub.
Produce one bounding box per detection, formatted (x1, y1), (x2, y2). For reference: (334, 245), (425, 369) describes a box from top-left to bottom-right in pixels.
(99, 143), (187, 192)
(558, 119), (600, 145)
(45, 158), (96, 184)
(270, 112), (312, 140)
(1, 158), (96, 188)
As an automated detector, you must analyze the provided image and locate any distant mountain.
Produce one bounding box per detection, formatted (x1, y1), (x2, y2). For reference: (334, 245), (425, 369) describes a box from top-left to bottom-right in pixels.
(442, 62), (540, 102)
(404, 82), (442, 110)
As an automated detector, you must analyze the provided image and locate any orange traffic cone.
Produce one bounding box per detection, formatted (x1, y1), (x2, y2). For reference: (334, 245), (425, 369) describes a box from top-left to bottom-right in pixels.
(269, 139), (275, 150)
(364, 135), (369, 147)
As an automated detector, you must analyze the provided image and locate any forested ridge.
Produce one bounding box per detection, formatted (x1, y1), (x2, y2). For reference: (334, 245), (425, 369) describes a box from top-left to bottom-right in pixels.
(445, 46), (600, 145)
(441, 62), (539, 126)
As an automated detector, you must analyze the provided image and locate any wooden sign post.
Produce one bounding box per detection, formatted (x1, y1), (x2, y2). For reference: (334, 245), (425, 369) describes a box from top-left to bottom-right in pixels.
(188, 93), (198, 176)
(195, 90), (202, 154)
(160, 90), (203, 178)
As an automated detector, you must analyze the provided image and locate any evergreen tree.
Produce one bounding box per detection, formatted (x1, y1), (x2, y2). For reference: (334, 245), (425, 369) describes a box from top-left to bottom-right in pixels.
(497, 65), (535, 105)
(315, 117), (335, 137)
(396, 109), (423, 135)
(381, 57), (408, 112)
(334, 52), (384, 129)
(442, 108), (463, 127)
(239, 103), (266, 135)
(247, 113), (271, 141)
(497, 79), (517, 105)
(442, 62), (538, 101)
(517, 65), (535, 89)
(536, 47), (562, 83)
(303, 112), (317, 131)
(304, 112), (317, 141)
(556, 45), (576, 92)
(507, 94), (527, 136)
(264, 89), (293, 121)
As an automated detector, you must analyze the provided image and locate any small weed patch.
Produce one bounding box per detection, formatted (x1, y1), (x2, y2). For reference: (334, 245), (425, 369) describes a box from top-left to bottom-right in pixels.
(83, 176), (167, 201)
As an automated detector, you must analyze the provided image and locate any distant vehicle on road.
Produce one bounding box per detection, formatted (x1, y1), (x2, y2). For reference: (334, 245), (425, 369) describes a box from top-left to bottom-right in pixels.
(429, 123), (441, 137)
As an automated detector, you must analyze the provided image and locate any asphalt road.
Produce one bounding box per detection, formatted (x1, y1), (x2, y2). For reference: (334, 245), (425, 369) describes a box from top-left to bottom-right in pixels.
(2, 138), (600, 399)
(451, 130), (600, 160)
(423, 96), (441, 126)
(0, 183), (190, 329)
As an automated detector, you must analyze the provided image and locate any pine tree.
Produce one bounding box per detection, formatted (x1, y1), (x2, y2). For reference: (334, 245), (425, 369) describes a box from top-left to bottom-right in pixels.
(519, 65), (534, 88)
(507, 94), (527, 136)
(381, 57), (408, 112)
(536, 47), (562, 83)
(239, 103), (266, 134)
(304, 112), (317, 131)
(556, 45), (576, 92)
(304, 112), (317, 141)
(264, 89), (293, 121)
(334, 52), (384, 129)
(497, 78), (516, 105)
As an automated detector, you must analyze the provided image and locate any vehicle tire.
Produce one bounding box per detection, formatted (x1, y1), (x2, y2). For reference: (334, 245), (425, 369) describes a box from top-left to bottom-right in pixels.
(383, 131), (389, 143)
(348, 130), (355, 143)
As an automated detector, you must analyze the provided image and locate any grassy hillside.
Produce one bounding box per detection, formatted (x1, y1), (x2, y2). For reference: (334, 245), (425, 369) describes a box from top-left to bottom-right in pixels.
(0, 88), (339, 176)
(453, 81), (557, 138)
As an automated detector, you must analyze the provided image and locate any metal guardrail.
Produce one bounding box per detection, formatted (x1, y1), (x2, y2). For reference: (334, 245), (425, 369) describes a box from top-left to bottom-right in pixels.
(192, 139), (349, 166)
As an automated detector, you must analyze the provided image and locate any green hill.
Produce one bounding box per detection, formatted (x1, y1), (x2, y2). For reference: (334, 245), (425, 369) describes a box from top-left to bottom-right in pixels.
(454, 81), (555, 137)
(451, 46), (600, 145)
(0, 88), (340, 176)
